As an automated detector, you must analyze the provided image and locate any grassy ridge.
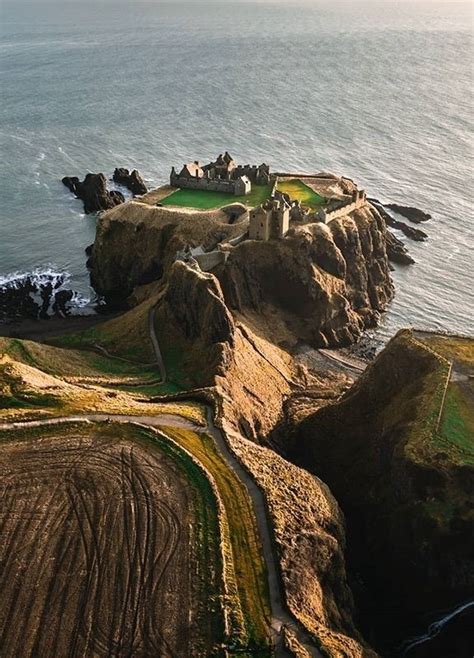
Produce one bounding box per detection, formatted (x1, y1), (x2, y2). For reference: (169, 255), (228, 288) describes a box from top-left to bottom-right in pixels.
(140, 428), (227, 655)
(162, 426), (272, 651)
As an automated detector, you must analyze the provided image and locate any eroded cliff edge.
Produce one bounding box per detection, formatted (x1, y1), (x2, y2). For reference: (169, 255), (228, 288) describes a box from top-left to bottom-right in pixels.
(284, 330), (474, 652)
(90, 199), (394, 347)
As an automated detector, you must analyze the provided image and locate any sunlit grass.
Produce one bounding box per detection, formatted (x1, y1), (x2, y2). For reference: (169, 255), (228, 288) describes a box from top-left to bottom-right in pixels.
(161, 184), (272, 210)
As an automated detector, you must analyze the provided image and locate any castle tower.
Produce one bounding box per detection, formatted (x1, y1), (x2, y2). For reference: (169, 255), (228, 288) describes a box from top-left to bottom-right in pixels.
(249, 205), (272, 241)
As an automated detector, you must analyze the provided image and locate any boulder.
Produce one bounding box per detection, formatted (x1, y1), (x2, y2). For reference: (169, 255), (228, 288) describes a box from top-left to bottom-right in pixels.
(62, 173), (125, 214)
(385, 203), (431, 223)
(113, 168), (147, 195)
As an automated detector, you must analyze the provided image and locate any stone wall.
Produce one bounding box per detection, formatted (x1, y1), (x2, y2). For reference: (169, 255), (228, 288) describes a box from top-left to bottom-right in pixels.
(194, 250), (228, 271)
(321, 193), (367, 224)
(170, 172), (249, 196)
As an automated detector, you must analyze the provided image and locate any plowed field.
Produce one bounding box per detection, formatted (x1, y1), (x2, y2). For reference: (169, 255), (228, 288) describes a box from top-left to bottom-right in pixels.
(0, 423), (216, 657)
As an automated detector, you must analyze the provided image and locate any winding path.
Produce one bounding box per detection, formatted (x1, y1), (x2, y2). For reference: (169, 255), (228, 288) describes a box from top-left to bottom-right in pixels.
(0, 303), (322, 657)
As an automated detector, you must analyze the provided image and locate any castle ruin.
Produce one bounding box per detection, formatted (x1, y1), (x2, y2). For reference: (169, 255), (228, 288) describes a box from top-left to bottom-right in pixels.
(249, 196), (290, 241)
(170, 152), (271, 197)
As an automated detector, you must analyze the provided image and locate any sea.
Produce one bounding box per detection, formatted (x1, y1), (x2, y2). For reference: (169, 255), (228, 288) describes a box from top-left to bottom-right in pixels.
(0, 0), (473, 341)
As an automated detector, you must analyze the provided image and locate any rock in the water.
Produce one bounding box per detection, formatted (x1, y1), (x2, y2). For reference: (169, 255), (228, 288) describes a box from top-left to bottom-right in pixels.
(385, 229), (415, 265)
(113, 168), (147, 196)
(52, 289), (74, 317)
(369, 199), (427, 241)
(62, 176), (80, 195)
(386, 203), (431, 223)
(62, 173), (125, 214)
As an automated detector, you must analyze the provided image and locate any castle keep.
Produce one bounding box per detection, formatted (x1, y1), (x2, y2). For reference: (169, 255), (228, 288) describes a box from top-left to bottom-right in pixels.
(170, 152), (270, 197)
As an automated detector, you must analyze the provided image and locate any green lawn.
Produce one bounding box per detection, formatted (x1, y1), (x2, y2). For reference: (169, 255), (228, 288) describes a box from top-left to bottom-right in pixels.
(277, 179), (326, 209)
(161, 184), (273, 210)
(437, 382), (474, 464)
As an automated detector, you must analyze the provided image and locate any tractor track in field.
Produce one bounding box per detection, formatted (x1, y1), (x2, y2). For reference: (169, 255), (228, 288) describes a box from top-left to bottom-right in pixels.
(0, 301), (322, 657)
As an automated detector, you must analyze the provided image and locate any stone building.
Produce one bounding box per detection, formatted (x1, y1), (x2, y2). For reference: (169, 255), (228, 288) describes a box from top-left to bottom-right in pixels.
(249, 198), (290, 241)
(233, 163), (271, 185)
(170, 157), (251, 196)
(170, 153), (271, 197)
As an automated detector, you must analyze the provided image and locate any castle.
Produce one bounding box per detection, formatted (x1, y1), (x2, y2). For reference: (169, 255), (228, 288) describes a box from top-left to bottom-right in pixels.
(249, 193), (291, 241)
(170, 152), (271, 197)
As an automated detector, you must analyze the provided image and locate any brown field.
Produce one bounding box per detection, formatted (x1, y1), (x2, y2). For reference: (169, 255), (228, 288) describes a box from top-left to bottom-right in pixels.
(0, 422), (223, 657)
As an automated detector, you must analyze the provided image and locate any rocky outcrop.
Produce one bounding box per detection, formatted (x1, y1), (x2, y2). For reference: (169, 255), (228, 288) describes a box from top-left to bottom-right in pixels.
(289, 330), (474, 652)
(385, 203), (431, 223)
(219, 205), (394, 348)
(62, 173), (125, 214)
(154, 261), (236, 386)
(385, 229), (415, 265)
(113, 168), (147, 195)
(369, 199), (427, 241)
(0, 272), (75, 323)
(90, 201), (249, 305)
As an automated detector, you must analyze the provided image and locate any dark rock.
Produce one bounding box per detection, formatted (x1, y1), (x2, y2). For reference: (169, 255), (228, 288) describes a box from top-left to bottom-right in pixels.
(62, 176), (80, 195)
(52, 289), (74, 318)
(369, 199), (428, 241)
(113, 168), (147, 196)
(85, 244), (94, 257)
(385, 230), (415, 265)
(62, 173), (125, 214)
(0, 276), (39, 322)
(385, 203), (431, 223)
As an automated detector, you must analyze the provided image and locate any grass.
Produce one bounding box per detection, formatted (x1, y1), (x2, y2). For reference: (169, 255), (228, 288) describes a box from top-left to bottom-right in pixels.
(161, 184), (273, 210)
(437, 382), (474, 464)
(140, 428), (227, 654)
(1, 337), (156, 381)
(276, 179), (326, 209)
(162, 426), (272, 651)
(420, 335), (474, 369)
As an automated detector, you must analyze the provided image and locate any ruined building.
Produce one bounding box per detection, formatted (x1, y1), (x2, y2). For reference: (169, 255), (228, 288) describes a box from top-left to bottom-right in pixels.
(170, 153), (271, 197)
(249, 197), (290, 241)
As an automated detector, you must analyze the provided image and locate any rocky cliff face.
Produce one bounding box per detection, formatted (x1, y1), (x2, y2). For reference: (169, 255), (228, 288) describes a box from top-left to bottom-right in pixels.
(90, 201), (246, 306)
(152, 265), (374, 653)
(154, 261), (236, 386)
(219, 205), (394, 347)
(288, 330), (474, 651)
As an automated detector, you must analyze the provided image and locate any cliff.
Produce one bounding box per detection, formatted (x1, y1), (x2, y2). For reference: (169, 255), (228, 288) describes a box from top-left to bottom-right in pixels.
(90, 201), (246, 305)
(224, 427), (377, 658)
(148, 261), (377, 653)
(288, 330), (474, 650)
(219, 205), (393, 347)
(90, 196), (394, 346)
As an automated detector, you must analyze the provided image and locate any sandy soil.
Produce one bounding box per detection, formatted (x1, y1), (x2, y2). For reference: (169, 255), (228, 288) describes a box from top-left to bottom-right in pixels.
(0, 423), (196, 657)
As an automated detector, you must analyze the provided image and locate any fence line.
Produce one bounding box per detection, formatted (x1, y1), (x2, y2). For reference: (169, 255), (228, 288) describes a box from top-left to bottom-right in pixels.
(436, 361), (453, 432)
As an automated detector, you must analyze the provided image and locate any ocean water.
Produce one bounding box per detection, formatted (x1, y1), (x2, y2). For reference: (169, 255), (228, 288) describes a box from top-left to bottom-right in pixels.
(1, 0), (473, 338)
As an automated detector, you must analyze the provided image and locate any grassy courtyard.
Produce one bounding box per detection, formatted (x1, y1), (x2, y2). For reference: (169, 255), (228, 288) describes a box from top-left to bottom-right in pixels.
(161, 184), (273, 210)
(277, 178), (326, 208)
